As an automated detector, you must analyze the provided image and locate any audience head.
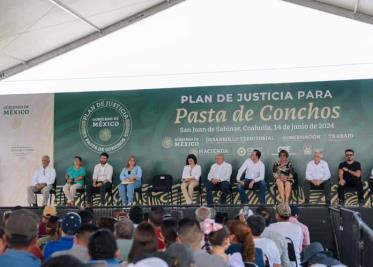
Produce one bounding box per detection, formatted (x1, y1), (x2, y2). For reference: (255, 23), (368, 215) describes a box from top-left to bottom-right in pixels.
(45, 216), (60, 238)
(255, 206), (272, 226)
(115, 218), (134, 240)
(99, 152), (109, 165)
(201, 220), (230, 251)
(128, 222), (158, 263)
(97, 216), (115, 232)
(43, 205), (57, 218)
(345, 148), (354, 161)
(61, 212), (81, 236)
(73, 155), (82, 167)
(4, 209), (39, 249)
(129, 206), (144, 225)
(0, 228), (6, 254)
(246, 215), (266, 237)
(186, 154), (197, 166)
(78, 209), (94, 224)
(148, 206), (165, 228)
(178, 218), (203, 249)
(127, 155), (137, 167)
(41, 255), (85, 267)
(76, 224), (98, 246)
(161, 218), (179, 248)
(41, 155), (51, 168)
(225, 220), (255, 262)
(166, 243), (195, 267)
(290, 205), (300, 218)
(275, 203), (291, 221)
(88, 229), (119, 261)
(215, 153), (224, 165)
(195, 206), (215, 222)
(251, 149), (261, 161)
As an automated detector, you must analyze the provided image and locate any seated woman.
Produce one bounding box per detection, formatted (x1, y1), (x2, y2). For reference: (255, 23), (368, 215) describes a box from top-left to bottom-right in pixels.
(119, 155), (142, 206)
(63, 155), (86, 207)
(180, 154), (201, 205)
(273, 150), (296, 204)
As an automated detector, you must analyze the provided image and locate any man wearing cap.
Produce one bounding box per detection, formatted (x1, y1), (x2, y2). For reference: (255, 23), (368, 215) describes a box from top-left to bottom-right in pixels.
(38, 205), (58, 237)
(0, 209), (41, 267)
(43, 212), (81, 260)
(27, 155), (56, 207)
(266, 203), (303, 266)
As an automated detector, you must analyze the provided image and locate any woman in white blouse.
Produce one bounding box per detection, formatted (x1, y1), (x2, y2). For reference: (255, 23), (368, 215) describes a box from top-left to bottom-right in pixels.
(180, 154), (201, 205)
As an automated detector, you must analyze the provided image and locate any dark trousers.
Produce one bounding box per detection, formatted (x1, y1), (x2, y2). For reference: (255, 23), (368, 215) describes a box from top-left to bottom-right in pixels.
(338, 178), (364, 202)
(238, 179), (267, 204)
(86, 183), (111, 205)
(304, 180), (331, 204)
(206, 181), (230, 205)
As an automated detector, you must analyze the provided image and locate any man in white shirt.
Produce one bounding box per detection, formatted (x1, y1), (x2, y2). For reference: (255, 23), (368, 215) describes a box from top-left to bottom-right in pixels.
(86, 152), (113, 206)
(27, 155), (56, 206)
(236, 149), (266, 204)
(206, 153), (232, 205)
(247, 215), (281, 267)
(304, 151), (331, 205)
(267, 203), (304, 266)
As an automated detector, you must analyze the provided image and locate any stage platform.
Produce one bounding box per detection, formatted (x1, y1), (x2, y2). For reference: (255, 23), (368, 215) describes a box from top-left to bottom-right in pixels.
(0, 204), (372, 255)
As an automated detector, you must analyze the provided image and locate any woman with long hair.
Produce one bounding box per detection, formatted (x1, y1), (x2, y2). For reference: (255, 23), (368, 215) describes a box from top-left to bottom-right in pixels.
(127, 222), (158, 263)
(119, 155), (142, 206)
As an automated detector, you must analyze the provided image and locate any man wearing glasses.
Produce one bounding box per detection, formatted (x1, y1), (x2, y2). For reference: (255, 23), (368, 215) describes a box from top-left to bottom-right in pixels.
(338, 149), (364, 205)
(27, 155), (56, 207)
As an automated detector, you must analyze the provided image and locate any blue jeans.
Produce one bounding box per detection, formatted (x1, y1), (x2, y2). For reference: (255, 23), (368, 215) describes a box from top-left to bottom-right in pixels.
(206, 181), (230, 205)
(238, 179), (267, 204)
(119, 180), (141, 205)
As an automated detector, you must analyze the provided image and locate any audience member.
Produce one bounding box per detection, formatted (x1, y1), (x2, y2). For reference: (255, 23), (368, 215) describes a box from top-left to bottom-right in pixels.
(0, 228), (6, 255)
(87, 229), (121, 266)
(266, 203), (303, 266)
(52, 224), (98, 262)
(129, 206), (144, 227)
(166, 243), (196, 267)
(202, 219), (244, 267)
(256, 207), (291, 267)
(44, 212), (82, 260)
(0, 209), (41, 267)
(225, 220), (257, 265)
(178, 218), (228, 267)
(161, 218), (179, 248)
(127, 257), (169, 267)
(39, 206), (58, 237)
(246, 215), (281, 267)
(195, 206), (215, 222)
(148, 206), (166, 250)
(289, 205), (310, 251)
(97, 216), (116, 232)
(115, 218), (134, 262)
(302, 242), (346, 267)
(127, 222), (158, 263)
(78, 209), (94, 224)
(41, 255), (85, 267)
(37, 216), (60, 250)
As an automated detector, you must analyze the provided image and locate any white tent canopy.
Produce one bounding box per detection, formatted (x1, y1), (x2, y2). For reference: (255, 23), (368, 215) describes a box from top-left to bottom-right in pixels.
(1, 0), (373, 95)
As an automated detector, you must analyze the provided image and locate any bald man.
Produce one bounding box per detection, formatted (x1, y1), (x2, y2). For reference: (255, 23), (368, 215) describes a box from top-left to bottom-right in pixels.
(27, 155), (56, 206)
(304, 151), (331, 205)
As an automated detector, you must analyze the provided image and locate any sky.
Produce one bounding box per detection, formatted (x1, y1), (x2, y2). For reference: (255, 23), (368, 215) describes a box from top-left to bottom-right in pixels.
(1, 0), (373, 95)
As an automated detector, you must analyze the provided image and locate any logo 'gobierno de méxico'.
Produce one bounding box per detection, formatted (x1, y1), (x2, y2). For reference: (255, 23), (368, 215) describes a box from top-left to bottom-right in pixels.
(79, 99), (132, 153)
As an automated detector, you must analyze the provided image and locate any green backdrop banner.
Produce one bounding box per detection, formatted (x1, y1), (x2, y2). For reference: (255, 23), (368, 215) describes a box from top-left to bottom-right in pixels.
(54, 79), (373, 192)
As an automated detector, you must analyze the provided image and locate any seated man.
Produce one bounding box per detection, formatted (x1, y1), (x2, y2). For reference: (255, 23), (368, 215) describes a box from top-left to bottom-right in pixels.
(27, 155), (56, 207)
(86, 152), (113, 206)
(304, 150), (331, 205)
(338, 149), (364, 205)
(206, 153), (232, 205)
(237, 149), (266, 205)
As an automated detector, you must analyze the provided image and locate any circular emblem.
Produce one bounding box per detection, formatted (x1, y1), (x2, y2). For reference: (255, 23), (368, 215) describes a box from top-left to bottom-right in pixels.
(79, 99), (132, 153)
(237, 147), (246, 157)
(162, 136), (173, 149)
